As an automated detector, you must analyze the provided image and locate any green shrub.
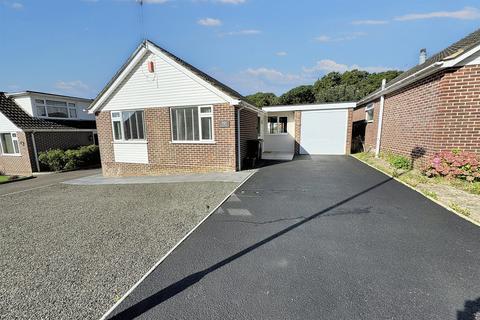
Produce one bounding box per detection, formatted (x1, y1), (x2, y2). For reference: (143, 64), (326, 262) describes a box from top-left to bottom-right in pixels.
(385, 153), (411, 170)
(38, 145), (99, 172)
(38, 149), (66, 171)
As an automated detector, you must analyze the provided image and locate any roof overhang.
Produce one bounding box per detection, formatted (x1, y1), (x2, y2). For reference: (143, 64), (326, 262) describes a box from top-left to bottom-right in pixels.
(89, 41), (241, 114)
(357, 43), (480, 107)
(6, 91), (93, 103)
(263, 102), (356, 113)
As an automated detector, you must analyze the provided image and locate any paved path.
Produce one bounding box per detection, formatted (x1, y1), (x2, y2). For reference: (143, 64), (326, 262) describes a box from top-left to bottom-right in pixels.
(64, 170), (254, 185)
(0, 168), (101, 196)
(107, 156), (480, 320)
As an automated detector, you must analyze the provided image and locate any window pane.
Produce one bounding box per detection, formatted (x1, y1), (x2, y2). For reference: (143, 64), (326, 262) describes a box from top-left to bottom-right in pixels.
(185, 108), (194, 140)
(200, 106), (212, 114)
(35, 99), (45, 104)
(68, 103), (75, 107)
(193, 110), (199, 140)
(136, 111), (145, 139)
(46, 106), (68, 118)
(268, 117), (278, 134)
(46, 100), (67, 107)
(68, 108), (77, 118)
(37, 106), (47, 117)
(177, 109), (186, 140)
(112, 112), (121, 119)
(123, 112), (132, 140)
(279, 117), (288, 133)
(130, 112), (138, 139)
(171, 109), (178, 140)
(13, 139), (19, 154)
(201, 117), (212, 140)
(113, 121), (122, 140)
(1, 133), (15, 154)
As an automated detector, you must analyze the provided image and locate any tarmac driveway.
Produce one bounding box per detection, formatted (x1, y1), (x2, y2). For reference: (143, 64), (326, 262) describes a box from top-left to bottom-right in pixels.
(107, 156), (480, 320)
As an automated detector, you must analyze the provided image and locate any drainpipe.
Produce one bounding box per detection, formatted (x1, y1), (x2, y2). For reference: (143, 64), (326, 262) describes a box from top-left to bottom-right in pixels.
(236, 106), (245, 171)
(31, 131), (40, 172)
(375, 79), (387, 158)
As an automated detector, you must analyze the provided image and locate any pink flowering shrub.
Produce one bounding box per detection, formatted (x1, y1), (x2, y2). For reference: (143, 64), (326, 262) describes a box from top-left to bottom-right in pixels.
(424, 149), (480, 182)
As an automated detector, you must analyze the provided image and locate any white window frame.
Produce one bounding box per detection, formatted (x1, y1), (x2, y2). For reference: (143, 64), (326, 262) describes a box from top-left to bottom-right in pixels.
(170, 105), (215, 144)
(365, 104), (374, 123)
(111, 110), (147, 143)
(0, 132), (21, 156)
(35, 99), (78, 119)
(267, 115), (288, 135)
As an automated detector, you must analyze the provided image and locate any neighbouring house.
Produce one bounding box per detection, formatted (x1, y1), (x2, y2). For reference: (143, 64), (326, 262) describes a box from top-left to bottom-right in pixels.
(88, 40), (262, 177)
(260, 103), (355, 160)
(353, 28), (480, 165)
(0, 91), (96, 176)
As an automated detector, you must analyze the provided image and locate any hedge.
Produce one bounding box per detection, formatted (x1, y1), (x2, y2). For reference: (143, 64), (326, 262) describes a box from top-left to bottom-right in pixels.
(38, 145), (100, 172)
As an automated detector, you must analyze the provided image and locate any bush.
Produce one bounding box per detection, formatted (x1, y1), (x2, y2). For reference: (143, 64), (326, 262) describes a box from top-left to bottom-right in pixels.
(384, 153), (411, 170)
(424, 149), (480, 182)
(38, 145), (100, 172)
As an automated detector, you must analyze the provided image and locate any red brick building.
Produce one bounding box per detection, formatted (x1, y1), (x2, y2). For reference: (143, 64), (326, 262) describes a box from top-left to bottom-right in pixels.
(89, 40), (261, 177)
(352, 28), (480, 166)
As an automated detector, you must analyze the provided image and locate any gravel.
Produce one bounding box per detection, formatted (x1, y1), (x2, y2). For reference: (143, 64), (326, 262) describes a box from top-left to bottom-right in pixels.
(0, 182), (237, 319)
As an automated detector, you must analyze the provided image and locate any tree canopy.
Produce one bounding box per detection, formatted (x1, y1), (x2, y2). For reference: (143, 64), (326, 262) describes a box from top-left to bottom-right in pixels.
(245, 69), (403, 108)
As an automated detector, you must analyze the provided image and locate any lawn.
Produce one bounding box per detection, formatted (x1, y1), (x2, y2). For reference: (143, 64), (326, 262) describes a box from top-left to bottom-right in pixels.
(0, 176), (10, 183)
(352, 152), (480, 224)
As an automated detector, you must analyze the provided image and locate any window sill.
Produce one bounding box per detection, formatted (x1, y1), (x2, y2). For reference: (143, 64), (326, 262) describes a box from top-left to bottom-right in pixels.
(171, 141), (216, 145)
(266, 133), (289, 136)
(1, 154), (22, 157)
(366, 120), (374, 123)
(112, 140), (148, 144)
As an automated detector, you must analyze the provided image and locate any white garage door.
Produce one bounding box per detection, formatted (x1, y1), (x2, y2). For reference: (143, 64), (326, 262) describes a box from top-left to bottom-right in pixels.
(300, 109), (348, 155)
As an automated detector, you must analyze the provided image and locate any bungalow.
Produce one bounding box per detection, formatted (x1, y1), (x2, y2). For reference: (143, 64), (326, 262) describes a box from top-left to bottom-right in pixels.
(89, 40), (262, 177)
(353, 28), (480, 164)
(0, 91), (96, 176)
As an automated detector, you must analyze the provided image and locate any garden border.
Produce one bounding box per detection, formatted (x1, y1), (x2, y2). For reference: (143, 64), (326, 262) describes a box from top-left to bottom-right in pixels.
(352, 155), (480, 227)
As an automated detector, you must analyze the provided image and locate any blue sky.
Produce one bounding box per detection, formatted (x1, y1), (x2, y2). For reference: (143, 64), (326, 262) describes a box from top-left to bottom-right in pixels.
(1, 0), (479, 98)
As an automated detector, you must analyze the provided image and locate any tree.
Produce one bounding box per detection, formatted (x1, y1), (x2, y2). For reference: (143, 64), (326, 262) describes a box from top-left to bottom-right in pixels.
(245, 92), (278, 108)
(277, 85), (315, 105)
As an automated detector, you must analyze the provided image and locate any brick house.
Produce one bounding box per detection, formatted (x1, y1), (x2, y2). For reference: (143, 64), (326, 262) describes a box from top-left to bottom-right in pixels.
(0, 91), (97, 176)
(89, 40), (262, 177)
(352, 28), (480, 166)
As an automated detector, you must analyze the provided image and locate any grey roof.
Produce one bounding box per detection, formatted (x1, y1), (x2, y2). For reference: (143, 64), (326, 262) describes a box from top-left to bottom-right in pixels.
(90, 40), (245, 110)
(359, 28), (480, 105)
(0, 93), (95, 131)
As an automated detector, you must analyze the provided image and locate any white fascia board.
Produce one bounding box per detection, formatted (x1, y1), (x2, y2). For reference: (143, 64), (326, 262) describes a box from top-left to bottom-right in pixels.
(89, 46), (149, 113)
(263, 102), (355, 113)
(238, 100), (265, 114)
(147, 43), (238, 105)
(444, 43), (480, 67)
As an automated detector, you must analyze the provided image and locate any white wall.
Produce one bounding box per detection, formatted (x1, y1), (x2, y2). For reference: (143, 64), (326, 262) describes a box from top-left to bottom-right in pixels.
(102, 52), (228, 111)
(0, 111), (21, 132)
(263, 111), (295, 153)
(12, 96), (34, 116)
(113, 143), (149, 164)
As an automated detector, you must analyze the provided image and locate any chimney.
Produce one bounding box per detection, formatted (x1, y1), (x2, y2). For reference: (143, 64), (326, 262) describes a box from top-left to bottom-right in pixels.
(419, 48), (427, 65)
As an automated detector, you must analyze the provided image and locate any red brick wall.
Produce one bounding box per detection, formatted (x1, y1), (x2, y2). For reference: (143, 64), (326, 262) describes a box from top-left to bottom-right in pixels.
(345, 108), (353, 154)
(353, 64), (480, 166)
(0, 131), (33, 176)
(437, 65), (480, 154)
(354, 100), (380, 152)
(97, 104), (237, 177)
(294, 111), (301, 154)
(237, 108), (259, 169)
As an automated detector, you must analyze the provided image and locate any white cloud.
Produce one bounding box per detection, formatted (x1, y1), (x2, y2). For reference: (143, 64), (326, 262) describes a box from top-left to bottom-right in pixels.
(219, 29), (261, 36)
(54, 80), (91, 95)
(351, 19), (388, 25)
(2, 1), (23, 9)
(245, 68), (304, 84)
(303, 59), (395, 74)
(198, 17), (222, 26)
(395, 6), (480, 21)
(315, 32), (367, 42)
(275, 51), (287, 56)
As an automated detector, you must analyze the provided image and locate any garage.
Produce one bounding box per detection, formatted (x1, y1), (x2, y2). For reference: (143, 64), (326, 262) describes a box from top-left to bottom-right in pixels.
(262, 103), (355, 158)
(300, 109), (348, 155)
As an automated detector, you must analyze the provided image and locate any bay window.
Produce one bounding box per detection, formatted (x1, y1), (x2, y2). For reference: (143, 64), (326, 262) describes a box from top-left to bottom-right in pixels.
(365, 104), (374, 122)
(111, 110), (146, 141)
(171, 106), (213, 142)
(35, 99), (78, 119)
(268, 116), (288, 134)
(0, 132), (20, 155)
